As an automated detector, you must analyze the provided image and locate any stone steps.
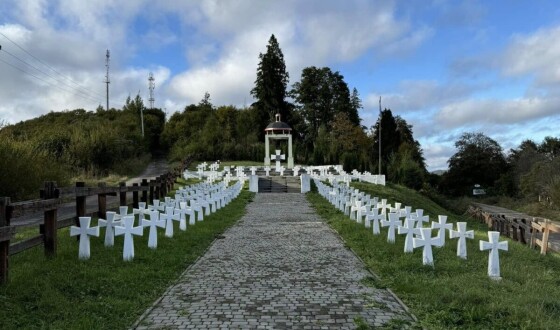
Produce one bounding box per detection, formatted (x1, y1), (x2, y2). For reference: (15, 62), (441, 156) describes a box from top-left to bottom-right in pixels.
(258, 177), (300, 193)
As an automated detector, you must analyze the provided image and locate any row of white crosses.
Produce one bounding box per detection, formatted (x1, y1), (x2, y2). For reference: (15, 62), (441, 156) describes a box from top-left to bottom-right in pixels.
(314, 179), (508, 279)
(307, 165), (386, 188)
(70, 181), (243, 261)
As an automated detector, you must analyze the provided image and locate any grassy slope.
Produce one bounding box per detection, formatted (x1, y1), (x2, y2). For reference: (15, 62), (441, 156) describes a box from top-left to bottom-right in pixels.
(308, 182), (560, 330)
(0, 183), (254, 329)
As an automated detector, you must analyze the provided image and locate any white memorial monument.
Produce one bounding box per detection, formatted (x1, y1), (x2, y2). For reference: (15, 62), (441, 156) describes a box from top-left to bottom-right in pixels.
(264, 114), (294, 169)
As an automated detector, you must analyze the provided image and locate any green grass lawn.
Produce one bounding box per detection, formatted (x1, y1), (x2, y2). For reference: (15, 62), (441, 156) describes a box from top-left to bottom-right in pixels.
(0, 183), (254, 329)
(308, 181), (560, 330)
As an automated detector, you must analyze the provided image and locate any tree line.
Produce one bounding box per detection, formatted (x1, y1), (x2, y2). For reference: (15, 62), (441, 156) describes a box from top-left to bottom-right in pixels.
(437, 132), (560, 205)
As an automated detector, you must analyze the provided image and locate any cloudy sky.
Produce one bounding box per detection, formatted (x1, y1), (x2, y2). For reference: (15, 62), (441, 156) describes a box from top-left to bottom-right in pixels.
(1, 0), (560, 171)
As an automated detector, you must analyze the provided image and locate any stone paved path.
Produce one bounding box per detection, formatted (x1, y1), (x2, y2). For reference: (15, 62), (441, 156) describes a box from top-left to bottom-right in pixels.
(134, 193), (413, 329)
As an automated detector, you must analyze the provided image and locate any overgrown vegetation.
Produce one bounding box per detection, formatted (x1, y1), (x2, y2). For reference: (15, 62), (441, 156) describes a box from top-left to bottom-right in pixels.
(0, 182), (253, 329)
(0, 99), (165, 200)
(308, 181), (560, 329)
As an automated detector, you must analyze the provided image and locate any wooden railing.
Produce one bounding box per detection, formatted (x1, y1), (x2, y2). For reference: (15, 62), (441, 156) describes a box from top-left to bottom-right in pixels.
(467, 205), (560, 255)
(0, 158), (190, 284)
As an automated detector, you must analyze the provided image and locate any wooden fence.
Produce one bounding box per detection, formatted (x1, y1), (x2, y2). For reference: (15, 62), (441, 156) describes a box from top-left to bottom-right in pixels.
(467, 205), (560, 255)
(0, 159), (190, 284)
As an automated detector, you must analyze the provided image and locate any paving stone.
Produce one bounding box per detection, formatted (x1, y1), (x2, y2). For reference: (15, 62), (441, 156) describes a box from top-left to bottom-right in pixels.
(133, 193), (414, 329)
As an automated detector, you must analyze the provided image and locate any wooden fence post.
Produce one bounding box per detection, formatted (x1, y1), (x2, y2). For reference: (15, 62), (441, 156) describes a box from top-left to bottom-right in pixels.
(43, 182), (58, 257)
(75, 182), (86, 225)
(154, 178), (161, 200)
(160, 175), (167, 197)
(149, 180), (156, 203)
(119, 182), (127, 206)
(0, 197), (12, 284)
(141, 179), (148, 204)
(97, 182), (107, 218)
(132, 183), (139, 209)
(541, 219), (550, 255)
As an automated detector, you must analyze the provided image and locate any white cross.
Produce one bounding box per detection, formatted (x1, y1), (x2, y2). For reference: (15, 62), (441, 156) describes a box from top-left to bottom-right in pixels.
(413, 228), (439, 266)
(377, 199), (390, 215)
(365, 207), (385, 234)
(480, 231), (508, 279)
(201, 196), (211, 216)
(390, 202), (402, 214)
(98, 211), (121, 247)
(356, 202), (368, 224)
(149, 200), (165, 212)
(142, 211), (166, 249)
(160, 207), (181, 238)
(344, 197), (353, 216)
(114, 216), (143, 261)
(70, 217), (100, 260)
(413, 209), (429, 229)
(133, 202), (148, 222)
(350, 200), (361, 221)
(398, 218), (420, 253)
(450, 222), (474, 259)
(191, 200), (204, 222)
(279, 166), (285, 176)
(431, 215), (453, 247)
(164, 197), (176, 208)
(250, 166), (257, 176)
(381, 212), (401, 243)
(400, 206), (413, 220)
(178, 202), (195, 227)
(114, 206), (132, 222)
(264, 166), (271, 176)
(271, 150), (285, 172)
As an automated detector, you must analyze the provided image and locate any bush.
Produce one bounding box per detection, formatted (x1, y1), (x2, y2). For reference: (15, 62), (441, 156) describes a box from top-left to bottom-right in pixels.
(0, 139), (70, 200)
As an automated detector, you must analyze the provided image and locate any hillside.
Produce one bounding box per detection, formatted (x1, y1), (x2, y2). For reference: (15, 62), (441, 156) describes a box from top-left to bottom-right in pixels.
(0, 106), (165, 200)
(308, 181), (560, 329)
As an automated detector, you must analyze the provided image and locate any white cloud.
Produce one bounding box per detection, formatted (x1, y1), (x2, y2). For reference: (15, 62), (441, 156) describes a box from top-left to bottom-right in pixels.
(436, 96), (560, 128)
(166, 0), (425, 108)
(364, 80), (475, 113)
(502, 26), (560, 86)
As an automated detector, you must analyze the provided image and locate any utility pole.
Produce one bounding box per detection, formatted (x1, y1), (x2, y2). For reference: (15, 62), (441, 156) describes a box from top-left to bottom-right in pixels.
(105, 50), (110, 111)
(148, 72), (155, 109)
(378, 96), (382, 175)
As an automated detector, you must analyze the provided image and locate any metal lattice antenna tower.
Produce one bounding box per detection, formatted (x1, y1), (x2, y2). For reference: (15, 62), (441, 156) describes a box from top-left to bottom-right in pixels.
(148, 72), (155, 109)
(105, 50), (110, 111)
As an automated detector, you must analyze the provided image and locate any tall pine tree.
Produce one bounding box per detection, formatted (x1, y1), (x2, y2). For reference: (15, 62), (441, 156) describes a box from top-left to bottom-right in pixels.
(251, 34), (291, 137)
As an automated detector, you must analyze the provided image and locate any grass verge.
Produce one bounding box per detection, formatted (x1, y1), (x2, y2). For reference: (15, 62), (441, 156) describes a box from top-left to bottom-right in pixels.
(0, 186), (254, 329)
(307, 182), (560, 330)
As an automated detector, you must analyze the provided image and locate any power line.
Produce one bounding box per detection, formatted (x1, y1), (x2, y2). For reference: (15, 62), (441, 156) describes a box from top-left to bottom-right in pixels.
(0, 43), (125, 109)
(0, 47), (104, 102)
(0, 56), (101, 103)
(0, 31), (105, 99)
